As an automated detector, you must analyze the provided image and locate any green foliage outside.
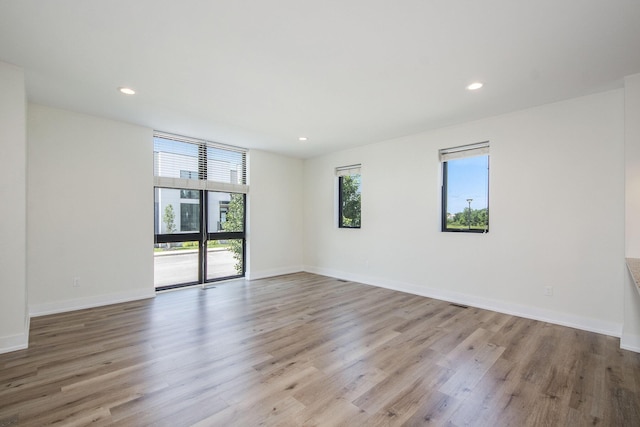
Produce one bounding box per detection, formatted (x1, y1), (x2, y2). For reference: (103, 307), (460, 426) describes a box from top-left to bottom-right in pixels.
(341, 175), (361, 227)
(446, 207), (488, 230)
(153, 241), (228, 252)
(163, 204), (176, 234)
(222, 194), (244, 274)
(181, 241), (228, 249)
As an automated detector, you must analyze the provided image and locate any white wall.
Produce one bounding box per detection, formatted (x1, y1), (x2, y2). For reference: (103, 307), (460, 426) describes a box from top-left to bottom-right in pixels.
(6, 76), (633, 351)
(27, 105), (155, 315)
(304, 90), (626, 336)
(0, 61), (28, 353)
(626, 74), (640, 257)
(247, 149), (304, 279)
(623, 73), (640, 351)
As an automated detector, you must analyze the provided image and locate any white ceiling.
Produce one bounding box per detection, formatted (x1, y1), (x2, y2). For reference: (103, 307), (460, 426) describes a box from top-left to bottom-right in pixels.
(1, 0), (639, 158)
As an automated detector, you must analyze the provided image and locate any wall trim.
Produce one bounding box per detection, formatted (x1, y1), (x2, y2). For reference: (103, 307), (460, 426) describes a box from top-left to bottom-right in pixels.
(247, 265), (304, 281)
(0, 316), (30, 355)
(29, 288), (156, 317)
(304, 265), (623, 340)
(621, 333), (640, 353)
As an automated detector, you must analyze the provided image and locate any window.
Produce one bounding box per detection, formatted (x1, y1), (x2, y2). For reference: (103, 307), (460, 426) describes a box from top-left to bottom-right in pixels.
(440, 142), (489, 233)
(153, 132), (248, 290)
(336, 164), (362, 228)
(154, 134), (247, 186)
(155, 188), (201, 234)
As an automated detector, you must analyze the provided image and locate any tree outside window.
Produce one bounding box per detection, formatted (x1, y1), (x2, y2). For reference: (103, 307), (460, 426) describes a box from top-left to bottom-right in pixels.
(222, 193), (245, 274)
(339, 174), (361, 228)
(163, 204), (176, 234)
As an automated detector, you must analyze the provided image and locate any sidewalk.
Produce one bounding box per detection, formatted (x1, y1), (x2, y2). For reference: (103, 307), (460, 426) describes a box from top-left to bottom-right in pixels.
(153, 247), (231, 257)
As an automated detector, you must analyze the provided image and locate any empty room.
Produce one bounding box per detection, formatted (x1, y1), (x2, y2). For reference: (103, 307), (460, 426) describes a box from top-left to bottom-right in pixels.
(1, 1), (640, 425)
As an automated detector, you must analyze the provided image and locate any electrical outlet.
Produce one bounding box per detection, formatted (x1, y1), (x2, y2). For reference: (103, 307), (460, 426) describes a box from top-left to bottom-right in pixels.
(73, 277), (80, 288)
(544, 286), (553, 296)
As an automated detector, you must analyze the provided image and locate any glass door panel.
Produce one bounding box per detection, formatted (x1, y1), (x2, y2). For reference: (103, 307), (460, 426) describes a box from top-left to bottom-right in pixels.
(154, 188), (245, 290)
(206, 239), (243, 280)
(205, 192), (245, 281)
(154, 241), (199, 288)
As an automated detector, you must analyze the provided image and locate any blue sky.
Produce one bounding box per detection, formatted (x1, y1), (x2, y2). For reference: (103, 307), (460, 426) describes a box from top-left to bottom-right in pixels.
(446, 155), (489, 214)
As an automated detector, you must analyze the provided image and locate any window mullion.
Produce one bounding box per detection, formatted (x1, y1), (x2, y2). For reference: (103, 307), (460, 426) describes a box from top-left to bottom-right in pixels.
(199, 190), (207, 284)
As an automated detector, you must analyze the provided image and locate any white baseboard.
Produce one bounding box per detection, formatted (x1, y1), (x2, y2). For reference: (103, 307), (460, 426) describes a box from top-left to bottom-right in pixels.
(621, 333), (640, 353)
(0, 316), (30, 355)
(246, 265), (304, 281)
(304, 265), (623, 340)
(18, 270), (634, 353)
(29, 288), (156, 317)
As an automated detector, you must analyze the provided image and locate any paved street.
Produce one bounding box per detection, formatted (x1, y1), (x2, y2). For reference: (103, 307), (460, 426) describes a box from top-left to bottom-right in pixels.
(154, 248), (238, 288)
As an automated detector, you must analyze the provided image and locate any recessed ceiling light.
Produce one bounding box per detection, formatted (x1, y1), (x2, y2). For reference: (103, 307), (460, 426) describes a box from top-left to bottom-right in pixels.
(118, 87), (136, 95)
(298, 137), (308, 141)
(466, 82), (483, 91)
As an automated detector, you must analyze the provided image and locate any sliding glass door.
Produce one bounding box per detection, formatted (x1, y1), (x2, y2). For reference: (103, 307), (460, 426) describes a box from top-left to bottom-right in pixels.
(153, 189), (245, 290)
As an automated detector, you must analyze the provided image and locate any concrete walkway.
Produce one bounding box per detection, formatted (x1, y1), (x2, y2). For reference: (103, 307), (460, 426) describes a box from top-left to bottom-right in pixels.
(153, 248), (238, 287)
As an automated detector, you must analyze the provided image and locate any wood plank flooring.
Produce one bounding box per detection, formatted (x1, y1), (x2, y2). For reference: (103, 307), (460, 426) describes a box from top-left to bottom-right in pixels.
(1, 272), (639, 426)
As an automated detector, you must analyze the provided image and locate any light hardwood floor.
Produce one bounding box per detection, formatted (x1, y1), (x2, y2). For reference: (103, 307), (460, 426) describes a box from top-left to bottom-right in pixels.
(1, 272), (639, 426)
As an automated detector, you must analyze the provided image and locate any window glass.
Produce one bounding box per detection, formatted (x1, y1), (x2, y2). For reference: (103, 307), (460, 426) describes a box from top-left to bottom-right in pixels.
(207, 239), (243, 280)
(442, 154), (489, 232)
(339, 174), (361, 228)
(153, 139), (198, 178)
(153, 241), (199, 288)
(155, 188), (201, 234)
(207, 146), (246, 184)
(153, 134), (247, 186)
(208, 192), (244, 233)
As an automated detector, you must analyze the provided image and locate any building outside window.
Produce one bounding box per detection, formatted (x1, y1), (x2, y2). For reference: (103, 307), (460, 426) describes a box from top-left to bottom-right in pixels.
(180, 203), (199, 232)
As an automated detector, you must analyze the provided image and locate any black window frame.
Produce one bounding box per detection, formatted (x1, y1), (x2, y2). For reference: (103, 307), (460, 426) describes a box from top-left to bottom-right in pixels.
(338, 173), (361, 229)
(154, 190), (246, 290)
(440, 144), (490, 234)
